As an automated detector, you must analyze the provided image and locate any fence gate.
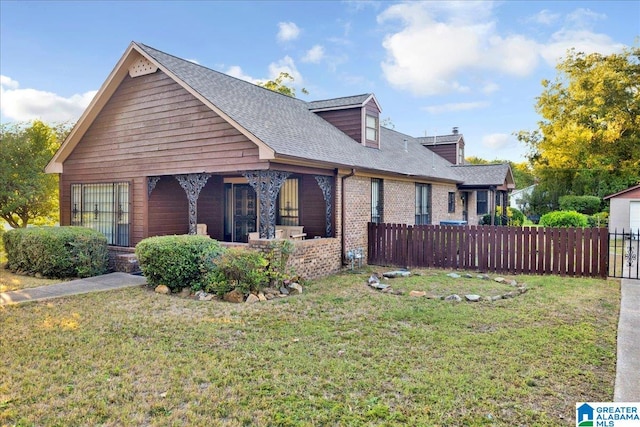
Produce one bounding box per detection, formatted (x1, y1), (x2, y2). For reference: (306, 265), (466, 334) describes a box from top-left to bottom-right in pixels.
(609, 229), (640, 279)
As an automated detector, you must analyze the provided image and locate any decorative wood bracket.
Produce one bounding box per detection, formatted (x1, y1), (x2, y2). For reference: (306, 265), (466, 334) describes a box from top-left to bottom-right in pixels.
(175, 173), (211, 235)
(147, 176), (161, 198)
(243, 170), (291, 238)
(315, 175), (333, 237)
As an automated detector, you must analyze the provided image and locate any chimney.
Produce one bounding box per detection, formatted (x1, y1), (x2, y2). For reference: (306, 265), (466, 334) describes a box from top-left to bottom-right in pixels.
(452, 127), (459, 135)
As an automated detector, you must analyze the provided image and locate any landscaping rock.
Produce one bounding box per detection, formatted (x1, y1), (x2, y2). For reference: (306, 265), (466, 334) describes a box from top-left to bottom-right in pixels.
(368, 274), (379, 285)
(494, 277), (506, 283)
(258, 292), (267, 302)
(465, 294), (481, 302)
(279, 286), (290, 295)
(509, 279), (519, 286)
(383, 270), (411, 278)
(245, 294), (260, 304)
(477, 274), (491, 280)
(464, 273), (474, 279)
(223, 289), (244, 303)
(409, 290), (427, 297)
(289, 283), (303, 295)
(444, 294), (462, 302)
(370, 282), (390, 290)
(447, 272), (461, 278)
(155, 285), (170, 295)
(179, 288), (191, 298)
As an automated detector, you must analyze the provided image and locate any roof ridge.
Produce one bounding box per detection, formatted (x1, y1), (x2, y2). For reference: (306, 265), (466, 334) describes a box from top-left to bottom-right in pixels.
(135, 41), (308, 105)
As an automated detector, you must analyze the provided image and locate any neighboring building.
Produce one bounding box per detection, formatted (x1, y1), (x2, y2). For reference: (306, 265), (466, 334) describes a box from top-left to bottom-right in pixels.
(46, 42), (514, 277)
(509, 184), (536, 211)
(604, 184), (640, 233)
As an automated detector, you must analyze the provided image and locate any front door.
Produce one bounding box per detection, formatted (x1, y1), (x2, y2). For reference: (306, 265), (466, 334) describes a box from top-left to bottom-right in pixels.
(224, 184), (257, 243)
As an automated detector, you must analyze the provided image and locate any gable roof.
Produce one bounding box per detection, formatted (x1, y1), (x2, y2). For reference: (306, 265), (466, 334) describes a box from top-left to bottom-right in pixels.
(417, 133), (464, 146)
(47, 41), (460, 183)
(308, 94), (380, 112)
(603, 184), (640, 200)
(452, 163), (515, 189)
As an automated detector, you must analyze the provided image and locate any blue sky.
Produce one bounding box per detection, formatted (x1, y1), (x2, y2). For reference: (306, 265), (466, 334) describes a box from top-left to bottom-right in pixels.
(1, 1), (638, 163)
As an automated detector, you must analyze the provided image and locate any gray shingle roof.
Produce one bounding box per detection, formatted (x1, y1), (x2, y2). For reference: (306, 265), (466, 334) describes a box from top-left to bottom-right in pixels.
(137, 42), (462, 182)
(307, 94), (372, 111)
(452, 163), (512, 187)
(417, 134), (463, 145)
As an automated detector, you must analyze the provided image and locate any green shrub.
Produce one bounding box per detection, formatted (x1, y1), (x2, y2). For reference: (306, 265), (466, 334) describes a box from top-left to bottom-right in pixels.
(539, 211), (588, 227)
(481, 207), (525, 226)
(559, 195), (602, 215)
(135, 235), (225, 292)
(587, 212), (609, 228)
(3, 226), (109, 278)
(206, 247), (269, 297)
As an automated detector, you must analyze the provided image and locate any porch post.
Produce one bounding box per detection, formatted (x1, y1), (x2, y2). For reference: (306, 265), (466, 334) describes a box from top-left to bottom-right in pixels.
(243, 170), (291, 239)
(174, 173), (211, 235)
(315, 175), (333, 237)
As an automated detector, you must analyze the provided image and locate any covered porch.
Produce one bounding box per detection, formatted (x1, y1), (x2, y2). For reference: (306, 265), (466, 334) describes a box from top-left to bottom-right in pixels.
(146, 169), (336, 243)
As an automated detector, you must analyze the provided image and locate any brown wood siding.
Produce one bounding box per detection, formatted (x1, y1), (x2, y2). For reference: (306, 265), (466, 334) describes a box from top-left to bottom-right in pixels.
(314, 108), (362, 143)
(62, 71), (265, 179)
(424, 143), (457, 165)
(197, 176), (225, 240)
(148, 176), (189, 236)
(60, 70), (268, 245)
(299, 175), (330, 238)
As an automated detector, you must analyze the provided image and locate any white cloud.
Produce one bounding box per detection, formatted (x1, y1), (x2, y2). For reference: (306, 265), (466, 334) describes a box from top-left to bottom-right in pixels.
(302, 45), (325, 63)
(225, 65), (260, 84)
(0, 75), (96, 122)
(482, 133), (511, 150)
(378, 2), (540, 96)
(423, 101), (490, 114)
(277, 22), (301, 42)
(268, 56), (303, 84)
(481, 82), (499, 94)
(527, 9), (560, 26)
(377, 2), (625, 96)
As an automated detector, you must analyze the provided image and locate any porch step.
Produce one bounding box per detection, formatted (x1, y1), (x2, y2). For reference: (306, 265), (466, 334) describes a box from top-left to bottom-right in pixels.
(114, 253), (140, 274)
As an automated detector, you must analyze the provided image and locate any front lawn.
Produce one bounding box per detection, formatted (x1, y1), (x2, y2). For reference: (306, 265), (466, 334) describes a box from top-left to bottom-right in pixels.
(0, 268), (619, 426)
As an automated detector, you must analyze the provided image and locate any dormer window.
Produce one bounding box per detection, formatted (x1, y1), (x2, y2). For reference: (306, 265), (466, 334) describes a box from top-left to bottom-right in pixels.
(366, 114), (378, 142)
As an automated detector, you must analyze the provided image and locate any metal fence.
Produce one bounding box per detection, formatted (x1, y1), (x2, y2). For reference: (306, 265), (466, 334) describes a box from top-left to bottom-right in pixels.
(608, 229), (639, 279)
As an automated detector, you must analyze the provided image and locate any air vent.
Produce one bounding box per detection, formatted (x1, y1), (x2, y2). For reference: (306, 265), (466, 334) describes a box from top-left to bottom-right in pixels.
(129, 57), (158, 77)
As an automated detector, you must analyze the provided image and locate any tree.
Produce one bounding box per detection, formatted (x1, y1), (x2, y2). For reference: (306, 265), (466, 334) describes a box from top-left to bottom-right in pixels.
(0, 121), (69, 228)
(257, 72), (308, 97)
(517, 46), (640, 199)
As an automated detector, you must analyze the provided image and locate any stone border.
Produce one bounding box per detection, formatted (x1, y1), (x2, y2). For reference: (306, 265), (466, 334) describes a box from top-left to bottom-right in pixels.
(367, 270), (528, 302)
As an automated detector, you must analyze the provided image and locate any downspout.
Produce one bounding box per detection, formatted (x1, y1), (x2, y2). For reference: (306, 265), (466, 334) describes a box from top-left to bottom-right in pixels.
(341, 168), (356, 264)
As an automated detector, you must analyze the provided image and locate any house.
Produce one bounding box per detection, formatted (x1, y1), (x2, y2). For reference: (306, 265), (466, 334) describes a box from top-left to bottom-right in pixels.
(509, 184), (536, 212)
(46, 42), (514, 278)
(604, 184), (640, 233)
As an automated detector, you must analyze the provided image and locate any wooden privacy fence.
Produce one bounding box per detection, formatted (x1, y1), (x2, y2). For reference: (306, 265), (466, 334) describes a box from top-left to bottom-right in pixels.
(367, 223), (609, 278)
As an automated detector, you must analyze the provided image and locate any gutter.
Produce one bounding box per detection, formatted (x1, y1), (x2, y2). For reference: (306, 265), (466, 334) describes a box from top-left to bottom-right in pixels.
(341, 168), (356, 264)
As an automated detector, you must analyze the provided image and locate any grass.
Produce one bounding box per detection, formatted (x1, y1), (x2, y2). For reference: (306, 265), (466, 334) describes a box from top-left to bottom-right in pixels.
(0, 267), (63, 293)
(0, 267), (620, 426)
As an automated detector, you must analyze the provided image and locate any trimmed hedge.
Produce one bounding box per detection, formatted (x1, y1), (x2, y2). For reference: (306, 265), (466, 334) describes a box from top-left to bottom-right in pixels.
(135, 235), (225, 292)
(539, 211), (588, 227)
(3, 226), (109, 278)
(559, 195), (602, 215)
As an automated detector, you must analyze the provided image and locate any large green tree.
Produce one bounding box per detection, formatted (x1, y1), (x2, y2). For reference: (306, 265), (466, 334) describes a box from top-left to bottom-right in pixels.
(517, 46), (640, 200)
(0, 121), (68, 228)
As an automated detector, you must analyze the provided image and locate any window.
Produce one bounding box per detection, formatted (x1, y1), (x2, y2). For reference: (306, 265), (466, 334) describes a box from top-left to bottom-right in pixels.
(448, 192), (456, 213)
(371, 178), (383, 223)
(277, 178), (299, 226)
(415, 184), (431, 225)
(71, 182), (130, 246)
(366, 114), (378, 141)
(477, 190), (488, 215)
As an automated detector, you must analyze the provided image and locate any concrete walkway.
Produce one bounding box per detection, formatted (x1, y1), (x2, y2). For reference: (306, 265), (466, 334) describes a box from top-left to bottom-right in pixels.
(0, 272), (147, 305)
(614, 277), (640, 401)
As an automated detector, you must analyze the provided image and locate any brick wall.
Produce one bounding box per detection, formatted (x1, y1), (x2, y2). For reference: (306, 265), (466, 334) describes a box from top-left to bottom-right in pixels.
(248, 238), (341, 279)
(108, 246), (139, 273)
(382, 180), (415, 224)
(341, 175), (370, 260)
